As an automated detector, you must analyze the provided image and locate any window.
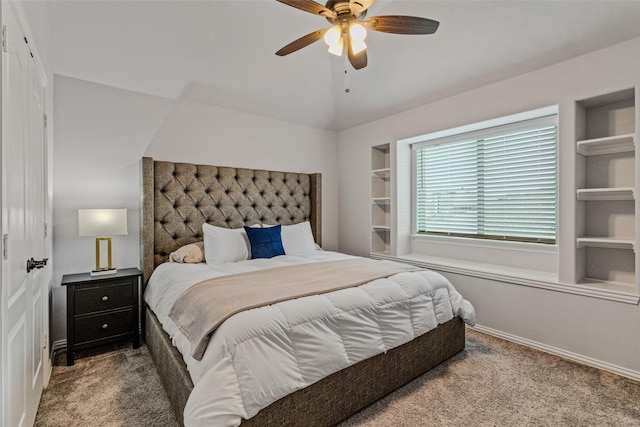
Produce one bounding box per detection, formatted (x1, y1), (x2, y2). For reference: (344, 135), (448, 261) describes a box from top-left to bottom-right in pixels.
(413, 114), (557, 244)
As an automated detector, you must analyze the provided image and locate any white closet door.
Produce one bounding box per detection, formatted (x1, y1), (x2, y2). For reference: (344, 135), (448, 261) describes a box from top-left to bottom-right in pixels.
(1, 1), (48, 426)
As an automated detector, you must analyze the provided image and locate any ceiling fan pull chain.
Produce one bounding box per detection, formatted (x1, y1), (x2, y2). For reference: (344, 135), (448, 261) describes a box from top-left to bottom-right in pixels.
(344, 56), (351, 93)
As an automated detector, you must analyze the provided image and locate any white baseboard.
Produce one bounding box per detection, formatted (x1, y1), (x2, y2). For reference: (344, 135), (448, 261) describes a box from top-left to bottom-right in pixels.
(472, 324), (640, 382)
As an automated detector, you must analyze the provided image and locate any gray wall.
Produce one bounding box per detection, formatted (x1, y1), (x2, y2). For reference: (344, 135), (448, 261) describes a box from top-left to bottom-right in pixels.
(337, 37), (640, 377)
(51, 76), (339, 344)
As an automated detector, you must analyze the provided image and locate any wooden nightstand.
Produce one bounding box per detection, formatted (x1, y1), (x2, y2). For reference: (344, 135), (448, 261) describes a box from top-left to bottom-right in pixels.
(62, 267), (141, 365)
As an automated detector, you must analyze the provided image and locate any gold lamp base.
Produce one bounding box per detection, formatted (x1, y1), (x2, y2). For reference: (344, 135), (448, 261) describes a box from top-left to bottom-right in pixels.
(92, 236), (117, 276)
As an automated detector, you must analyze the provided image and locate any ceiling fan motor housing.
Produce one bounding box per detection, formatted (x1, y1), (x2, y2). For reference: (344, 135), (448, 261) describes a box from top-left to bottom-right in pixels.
(326, 1), (366, 21)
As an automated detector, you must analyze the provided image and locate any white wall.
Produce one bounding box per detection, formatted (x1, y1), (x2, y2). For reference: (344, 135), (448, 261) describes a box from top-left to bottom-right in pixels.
(337, 37), (640, 376)
(51, 76), (339, 343)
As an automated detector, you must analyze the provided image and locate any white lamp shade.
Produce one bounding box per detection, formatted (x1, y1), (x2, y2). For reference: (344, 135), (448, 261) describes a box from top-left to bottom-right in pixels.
(78, 209), (128, 237)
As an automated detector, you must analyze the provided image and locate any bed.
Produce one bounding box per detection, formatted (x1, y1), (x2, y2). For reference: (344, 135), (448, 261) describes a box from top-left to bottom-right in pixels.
(140, 157), (474, 426)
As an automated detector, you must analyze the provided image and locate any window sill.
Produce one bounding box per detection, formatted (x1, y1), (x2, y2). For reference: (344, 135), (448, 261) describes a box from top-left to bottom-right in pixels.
(370, 252), (640, 305)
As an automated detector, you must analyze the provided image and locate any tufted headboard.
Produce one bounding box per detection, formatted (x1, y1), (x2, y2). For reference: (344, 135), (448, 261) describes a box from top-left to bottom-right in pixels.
(140, 157), (322, 286)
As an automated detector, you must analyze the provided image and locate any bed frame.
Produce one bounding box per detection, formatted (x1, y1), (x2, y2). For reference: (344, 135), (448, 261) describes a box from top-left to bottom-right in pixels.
(140, 156), (465, 426)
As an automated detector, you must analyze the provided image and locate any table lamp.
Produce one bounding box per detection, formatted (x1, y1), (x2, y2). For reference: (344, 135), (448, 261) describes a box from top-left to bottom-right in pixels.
(78, 209), (128, 276)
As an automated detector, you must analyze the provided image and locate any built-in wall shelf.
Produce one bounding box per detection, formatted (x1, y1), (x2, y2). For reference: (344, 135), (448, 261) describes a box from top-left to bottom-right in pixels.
(371, 144), (392, 255)
(576, 133), (635, 156)
(574, 88), (636, 293)
(576, 237), (635, 251)
(576, 187), (635, 201)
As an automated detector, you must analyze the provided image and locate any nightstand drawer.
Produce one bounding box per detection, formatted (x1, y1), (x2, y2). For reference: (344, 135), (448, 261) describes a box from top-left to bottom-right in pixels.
(74, 309), (134, 344)
(74, 280), (133, 315)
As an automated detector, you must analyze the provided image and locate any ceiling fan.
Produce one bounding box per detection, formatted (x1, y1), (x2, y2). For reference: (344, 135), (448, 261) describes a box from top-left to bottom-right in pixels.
(275, 0), (440, 70)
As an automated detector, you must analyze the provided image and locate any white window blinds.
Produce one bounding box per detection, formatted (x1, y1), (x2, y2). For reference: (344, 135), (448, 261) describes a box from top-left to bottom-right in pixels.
(414, 115), (557, 244)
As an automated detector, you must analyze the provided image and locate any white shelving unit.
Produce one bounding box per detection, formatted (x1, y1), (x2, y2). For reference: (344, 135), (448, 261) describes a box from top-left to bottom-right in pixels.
(371, 144), (391, 255)
(575, 88), (637, 293)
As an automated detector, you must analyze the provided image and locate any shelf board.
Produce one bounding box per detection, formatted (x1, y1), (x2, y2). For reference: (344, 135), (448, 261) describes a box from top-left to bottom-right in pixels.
(372, 168), (391, 178)
(576, 237), (635, 250)
(371, 197), (391, 204)
(372, 225), (391, 231)
(370, 250), (391, 257)
(576, 187), (634, 201)
(578, 278), (637, 295)
(576, 133), (635, 156)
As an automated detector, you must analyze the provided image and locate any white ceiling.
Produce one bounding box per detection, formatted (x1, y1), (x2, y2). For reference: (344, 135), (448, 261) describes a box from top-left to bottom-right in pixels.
(49, 0), (640, 131)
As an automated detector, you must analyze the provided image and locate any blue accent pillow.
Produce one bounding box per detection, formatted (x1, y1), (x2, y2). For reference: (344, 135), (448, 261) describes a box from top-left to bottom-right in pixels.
(244, 225), (285, 259)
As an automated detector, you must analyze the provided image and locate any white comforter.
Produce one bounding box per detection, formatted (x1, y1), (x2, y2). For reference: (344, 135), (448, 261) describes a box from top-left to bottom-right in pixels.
(144, 251), (475, 427)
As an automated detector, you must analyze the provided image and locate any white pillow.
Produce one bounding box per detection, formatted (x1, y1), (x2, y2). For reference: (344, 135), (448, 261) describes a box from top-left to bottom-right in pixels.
(203, 223), (251, 264)
(281, 221), (317, 255)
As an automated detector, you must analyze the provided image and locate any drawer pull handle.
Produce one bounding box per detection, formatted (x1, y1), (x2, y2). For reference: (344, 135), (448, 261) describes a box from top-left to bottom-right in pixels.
(102, 324), (109, 330)
(102, 296), (109, 302)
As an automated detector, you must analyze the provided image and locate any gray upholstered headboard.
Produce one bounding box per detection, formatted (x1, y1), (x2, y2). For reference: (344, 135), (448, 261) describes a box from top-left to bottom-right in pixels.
(140, 157), (322, 286)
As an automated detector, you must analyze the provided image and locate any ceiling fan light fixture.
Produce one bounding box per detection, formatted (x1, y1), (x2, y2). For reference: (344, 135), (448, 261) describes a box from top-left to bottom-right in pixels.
(324, 25), (341, 46)
(349, 22), (367, 42)
(324, 25), (344, 56)
(327, 38), (344, 56)
(351, 39), (366, 55)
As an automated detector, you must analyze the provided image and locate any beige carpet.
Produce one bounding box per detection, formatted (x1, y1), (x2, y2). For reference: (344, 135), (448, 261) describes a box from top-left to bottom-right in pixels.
(35, 328), (640, 426)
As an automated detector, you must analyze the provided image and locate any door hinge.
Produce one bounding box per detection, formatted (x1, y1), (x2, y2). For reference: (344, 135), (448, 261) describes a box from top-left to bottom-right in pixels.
(42, 332), (48, 349)
(43, 114), (47, 129)
(3, 234), (7, 260)
(2, 25), (7, 53)
(44, 222), (48, 238)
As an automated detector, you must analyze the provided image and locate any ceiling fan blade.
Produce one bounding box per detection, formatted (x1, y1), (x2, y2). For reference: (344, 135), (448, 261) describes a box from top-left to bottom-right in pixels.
(276, 0), (336, 18)
(350, 0), (375, 16)
(347, 38), (368, 70)
(276, 28), (328, 56)
(363, 15), (440, 34)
